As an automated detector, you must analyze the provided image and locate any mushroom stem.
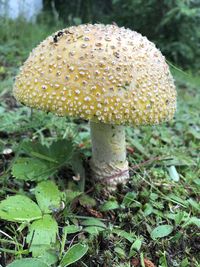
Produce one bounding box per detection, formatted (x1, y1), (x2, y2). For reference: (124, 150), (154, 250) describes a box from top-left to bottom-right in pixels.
(90, 121), (129, 188)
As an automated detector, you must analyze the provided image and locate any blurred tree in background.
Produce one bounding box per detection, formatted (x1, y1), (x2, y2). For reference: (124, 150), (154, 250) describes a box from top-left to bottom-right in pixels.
(42, 0), (200, 72)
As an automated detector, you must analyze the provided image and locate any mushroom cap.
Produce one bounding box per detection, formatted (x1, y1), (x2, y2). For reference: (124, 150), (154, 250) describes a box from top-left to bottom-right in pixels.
(13, 24), (176, 125)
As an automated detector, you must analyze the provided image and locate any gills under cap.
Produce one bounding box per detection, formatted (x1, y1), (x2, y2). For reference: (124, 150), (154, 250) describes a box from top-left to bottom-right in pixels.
(13, 24), (176, 125)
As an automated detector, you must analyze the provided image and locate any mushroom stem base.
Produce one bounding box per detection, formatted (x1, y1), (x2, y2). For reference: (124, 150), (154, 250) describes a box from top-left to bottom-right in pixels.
(90, 121), (129, 189)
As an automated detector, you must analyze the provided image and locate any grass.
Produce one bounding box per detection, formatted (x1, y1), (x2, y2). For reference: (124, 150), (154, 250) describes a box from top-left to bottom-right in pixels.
(0, 18), (199, 267)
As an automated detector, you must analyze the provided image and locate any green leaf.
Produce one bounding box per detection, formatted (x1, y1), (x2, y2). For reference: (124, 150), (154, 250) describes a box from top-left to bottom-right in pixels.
(38, 250), (58, 266)
(13, 140), (74, 182)
(112, 229), (135, 243)
(12, 157), (54, 181)
(150, 225), (173, 240)
(187, 128), (200, 139)
(193, 178), (200, 186)
(114, 247), (126, 259)
(0, 108), (29, 134)
(78, 194), (96, 207)
(60, 243), (88, 267)
(27, 214), (58, 257)
(64, 225), (82, 235)
(0, 195), (42, 222)
(180, 257), (190, 267)
(130, 238), (142, 252)
(35, 181), (62, 213)
(65, 190), (82, 204)
(122, 192), (137, 207)
(182, 216), (200, 228)
(81, 218), (106, 228)
(100, 200), (119, 212)
(7, 258), (48, 267)
(21, 139), (74, 164)
(129, 238), (143, 257)
(174, 212), (185, 225)
(143, 203), (153, 216)
(84, 226), (104, 235)
(21, 141), (50, 158)
(186, 198), (200, 212)
(167, 166), (180, 181)
(48, 139), (74, 164)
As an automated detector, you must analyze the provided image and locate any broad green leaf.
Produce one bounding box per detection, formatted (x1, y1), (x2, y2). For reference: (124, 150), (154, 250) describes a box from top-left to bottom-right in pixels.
(114, 247), (126, 259)
(0, 195), (42, 222)
(174, 212), (185, 225)
(38, 250), (58, 266)
(152, 209), (165, 218)
(27, 214), (58, 257)
(7, 258), (48, 267)
(78, 194), (96, 207)
(21, 139), (73, 165)
(0, 106), (5, 114)
(49, 139), (74, 164)
(129, 238), (143, 257)
(21, 141), (50, 159)
(13, 140), (74, 182)
(65, 190), (82, 204)
(60, 243), (88, 267)
(12, 157), (54, 181)
(130, 238), (142, 252)
(35, 181), (62, 213)
(150, 192), (159, 201)
(100, 200), (119, 212)
(193, 178), (200, 186)
(180, 258), (190, 267)
(143, 203), (153, 216)
(81, 218), (106, 228)
(150, 225), (173, 240)
(84, 226), (104, 235)
(64, 225), (82, 235)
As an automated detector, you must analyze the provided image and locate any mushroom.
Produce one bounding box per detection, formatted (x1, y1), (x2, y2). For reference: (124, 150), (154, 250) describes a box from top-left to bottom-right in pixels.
(13, 24), (176, 189)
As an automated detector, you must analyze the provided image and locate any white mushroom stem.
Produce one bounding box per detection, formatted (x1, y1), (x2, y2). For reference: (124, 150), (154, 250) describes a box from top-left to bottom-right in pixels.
(90, 121), (129, 188)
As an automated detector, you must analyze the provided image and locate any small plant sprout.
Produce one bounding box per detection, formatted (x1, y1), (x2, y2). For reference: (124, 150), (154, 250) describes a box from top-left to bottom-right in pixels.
(13, 24), (176, 189)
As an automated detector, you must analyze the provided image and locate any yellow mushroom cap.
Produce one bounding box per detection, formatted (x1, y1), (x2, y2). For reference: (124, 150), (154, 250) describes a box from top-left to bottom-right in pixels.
(13, 24), (176, 125)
